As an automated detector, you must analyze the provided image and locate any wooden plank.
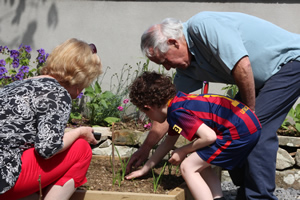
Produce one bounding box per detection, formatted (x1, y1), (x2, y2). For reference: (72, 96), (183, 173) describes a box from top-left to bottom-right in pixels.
(70, 187), (185, 200)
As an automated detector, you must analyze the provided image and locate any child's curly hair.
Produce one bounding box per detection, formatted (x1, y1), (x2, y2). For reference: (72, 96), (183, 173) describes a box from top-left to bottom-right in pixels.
(129, 71), (176, 110)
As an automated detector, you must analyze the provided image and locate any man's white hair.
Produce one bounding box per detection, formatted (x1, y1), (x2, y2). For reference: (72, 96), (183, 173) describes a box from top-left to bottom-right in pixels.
(141, 18), (183, 57)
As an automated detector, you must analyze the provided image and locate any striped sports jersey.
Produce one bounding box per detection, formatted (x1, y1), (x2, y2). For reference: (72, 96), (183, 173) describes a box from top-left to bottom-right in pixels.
(167, 92), (261, 141)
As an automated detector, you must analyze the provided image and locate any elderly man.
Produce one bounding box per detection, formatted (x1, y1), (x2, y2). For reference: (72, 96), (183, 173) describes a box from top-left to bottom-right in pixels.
(126, 11), (300, 200)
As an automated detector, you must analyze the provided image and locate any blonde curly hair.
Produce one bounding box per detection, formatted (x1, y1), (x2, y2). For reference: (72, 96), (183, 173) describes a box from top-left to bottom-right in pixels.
(40, 38), (102, 88)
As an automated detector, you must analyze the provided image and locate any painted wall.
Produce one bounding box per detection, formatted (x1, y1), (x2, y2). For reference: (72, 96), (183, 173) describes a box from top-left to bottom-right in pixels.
(0, 0), (299, 105)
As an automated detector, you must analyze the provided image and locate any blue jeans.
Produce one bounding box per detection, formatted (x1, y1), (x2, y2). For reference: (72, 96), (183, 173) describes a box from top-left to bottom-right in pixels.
(231, 61), (300, 200)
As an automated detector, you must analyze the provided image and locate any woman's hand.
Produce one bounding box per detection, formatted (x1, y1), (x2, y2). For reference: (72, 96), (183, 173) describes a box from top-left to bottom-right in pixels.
(78, 126), (98, 145)
(57, 126), (97, 155)
(168, 148), (187, 166)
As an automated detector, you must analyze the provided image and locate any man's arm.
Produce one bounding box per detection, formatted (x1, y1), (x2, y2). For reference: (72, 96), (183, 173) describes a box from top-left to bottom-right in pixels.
(126, 120), (169, 174)
(125, 134), (179, 180)
(232, 56), (256, 111)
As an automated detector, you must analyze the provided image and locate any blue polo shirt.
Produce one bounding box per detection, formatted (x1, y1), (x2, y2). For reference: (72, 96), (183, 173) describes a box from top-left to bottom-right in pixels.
(175, 11), (300, 92)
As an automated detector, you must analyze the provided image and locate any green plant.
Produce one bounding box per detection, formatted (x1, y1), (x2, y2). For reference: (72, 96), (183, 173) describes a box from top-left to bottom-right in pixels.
(82, 58), (174, 127)
(84, 60), (153, 126)
(281, 104), (300, 132)
(152, 162), (167, 192)
(110, 145), (132, 187)
(175, 165), (180, 175)
(84, 81), (123, 126)
(115, 145), (131, 182)
(221, 84), (239, 98)
(69, 92), (84, 122)
(110, 156), (121, 187)
(0, 45), (48, 87)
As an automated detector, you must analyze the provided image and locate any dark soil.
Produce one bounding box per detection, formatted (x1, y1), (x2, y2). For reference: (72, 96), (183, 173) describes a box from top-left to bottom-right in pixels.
(77, 156), (184, 194)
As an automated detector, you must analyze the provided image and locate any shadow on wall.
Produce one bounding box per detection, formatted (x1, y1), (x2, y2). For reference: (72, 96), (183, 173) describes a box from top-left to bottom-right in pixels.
(0, 0), (58, 49)
(11, 0), (25, 25)
(21, 21), (37, 46)
(48, 3), (58, 29)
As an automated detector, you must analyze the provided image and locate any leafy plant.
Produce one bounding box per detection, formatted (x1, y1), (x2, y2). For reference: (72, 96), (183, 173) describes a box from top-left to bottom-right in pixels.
(83, 60), (154, 127)
(110, 144), (132, 187)
(221, 84), (239, 98)
(115, 145), (131, 182)
(281, 115), (292, 131)
(152, 162), (167, 192)
(110, 156), (121, 187)
(0, 44), (48, 87)
(69, 92), (84, 122)
(76, 58), (173, 127)
(281, 104), (300, 132)
(84, 81), (123, 126)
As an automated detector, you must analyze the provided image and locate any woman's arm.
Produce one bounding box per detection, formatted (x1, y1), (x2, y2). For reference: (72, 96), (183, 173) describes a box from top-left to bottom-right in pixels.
(57, 126), (97, 154)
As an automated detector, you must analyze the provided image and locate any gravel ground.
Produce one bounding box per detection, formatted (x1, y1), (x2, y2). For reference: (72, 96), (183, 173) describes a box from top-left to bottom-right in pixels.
(221, 181), (300, 200)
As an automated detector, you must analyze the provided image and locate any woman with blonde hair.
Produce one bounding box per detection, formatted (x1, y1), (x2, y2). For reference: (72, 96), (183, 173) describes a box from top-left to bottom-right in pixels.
(0, 38), (102, 200)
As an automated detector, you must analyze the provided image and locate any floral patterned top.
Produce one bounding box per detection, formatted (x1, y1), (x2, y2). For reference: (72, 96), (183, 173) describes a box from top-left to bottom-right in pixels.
(0, 78), (72, 194)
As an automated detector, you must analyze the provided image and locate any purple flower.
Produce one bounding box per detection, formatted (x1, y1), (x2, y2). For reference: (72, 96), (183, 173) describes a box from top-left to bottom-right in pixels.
(12, 60), (19, 68)
(0, 75), (10, 79)
(37, 48), (45, 55)
(24, 45), (32, 53)
(19, 66), (29, 73)
(14, 73), (24, 80)
(0, 67), (8, 75)
(38, 55), (45, 63)
(10, 50), (19, 58)
(117, 106), (124, 111)
(77, 92), (83, 99)
(123, 99), (129, 104)
(0, 46), (8, 53)
(0, 59), (5, 66)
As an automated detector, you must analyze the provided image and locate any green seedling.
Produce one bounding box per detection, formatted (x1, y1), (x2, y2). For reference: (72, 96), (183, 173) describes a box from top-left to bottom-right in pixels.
(152, 162), (167, 192)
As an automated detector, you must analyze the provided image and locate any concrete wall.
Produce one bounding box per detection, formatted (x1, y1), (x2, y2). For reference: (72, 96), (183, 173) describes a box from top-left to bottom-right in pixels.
(0, 0), (299, 105)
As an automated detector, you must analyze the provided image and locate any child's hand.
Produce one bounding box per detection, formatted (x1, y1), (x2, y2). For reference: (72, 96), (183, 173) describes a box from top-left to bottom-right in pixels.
(125, 168), (147, 180)
(168, 149), (187, 166)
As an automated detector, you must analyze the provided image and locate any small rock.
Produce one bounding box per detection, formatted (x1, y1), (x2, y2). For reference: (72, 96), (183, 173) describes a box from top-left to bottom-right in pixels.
(276, 148), (295, 170)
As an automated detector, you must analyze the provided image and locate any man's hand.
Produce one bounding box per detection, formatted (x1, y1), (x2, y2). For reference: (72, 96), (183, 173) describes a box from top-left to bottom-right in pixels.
(126, 120), (169, 174)
(126, 148), (149, 174)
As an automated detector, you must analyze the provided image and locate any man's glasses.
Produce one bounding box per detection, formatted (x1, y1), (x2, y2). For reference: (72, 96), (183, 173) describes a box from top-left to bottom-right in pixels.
(89, 43), (97, 54)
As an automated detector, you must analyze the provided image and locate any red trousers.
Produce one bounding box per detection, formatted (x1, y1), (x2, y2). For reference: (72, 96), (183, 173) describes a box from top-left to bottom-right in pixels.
(0, 138), (92, 200)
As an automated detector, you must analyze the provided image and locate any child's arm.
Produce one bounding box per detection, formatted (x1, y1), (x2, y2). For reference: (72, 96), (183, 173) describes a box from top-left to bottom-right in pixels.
(125, 134), (179, 179)
(169, 123), (216, 165)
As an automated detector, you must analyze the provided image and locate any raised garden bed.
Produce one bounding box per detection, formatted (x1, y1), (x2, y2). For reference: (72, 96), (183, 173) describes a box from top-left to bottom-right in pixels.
(70, 156), (191, 200)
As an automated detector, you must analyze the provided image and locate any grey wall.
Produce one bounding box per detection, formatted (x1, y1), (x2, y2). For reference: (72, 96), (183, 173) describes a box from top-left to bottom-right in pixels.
(0, 0), (299, 105)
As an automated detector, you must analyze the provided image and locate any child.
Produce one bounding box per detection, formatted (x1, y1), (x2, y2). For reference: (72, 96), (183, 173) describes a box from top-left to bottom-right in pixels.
(125, 71), (261, 200)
